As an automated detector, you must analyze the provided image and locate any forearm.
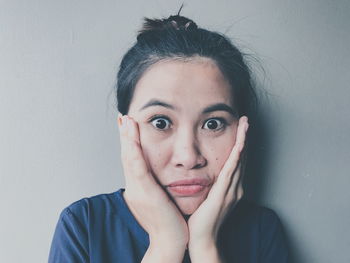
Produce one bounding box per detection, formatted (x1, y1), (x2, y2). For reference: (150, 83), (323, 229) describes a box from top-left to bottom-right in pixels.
(189, 242), (223, 263)
(142, 239), (186, 263)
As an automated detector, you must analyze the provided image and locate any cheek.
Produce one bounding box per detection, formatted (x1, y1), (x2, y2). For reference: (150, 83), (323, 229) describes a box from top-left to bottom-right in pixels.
(206, 129), (237, 177)
(138, 126), (170, 176)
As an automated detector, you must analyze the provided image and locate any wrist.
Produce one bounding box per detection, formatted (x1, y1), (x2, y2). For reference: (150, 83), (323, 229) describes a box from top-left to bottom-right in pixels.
(189, 241), (221, 263)
(142, 237), (186, 263)
(150, 233), (188, 250)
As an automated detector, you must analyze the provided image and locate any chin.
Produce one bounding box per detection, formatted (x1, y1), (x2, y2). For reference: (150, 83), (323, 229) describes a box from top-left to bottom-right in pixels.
(173, 195), (207, 215)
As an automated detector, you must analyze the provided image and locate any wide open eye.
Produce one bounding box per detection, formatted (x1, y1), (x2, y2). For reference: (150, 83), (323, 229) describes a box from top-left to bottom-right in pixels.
(203, 118), (226, 131)
(150, 116), (172, 130)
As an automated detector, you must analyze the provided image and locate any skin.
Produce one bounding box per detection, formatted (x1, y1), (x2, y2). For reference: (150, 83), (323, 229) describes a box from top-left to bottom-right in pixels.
(118, 57), (249, 262)
(127, 57), (238, 214)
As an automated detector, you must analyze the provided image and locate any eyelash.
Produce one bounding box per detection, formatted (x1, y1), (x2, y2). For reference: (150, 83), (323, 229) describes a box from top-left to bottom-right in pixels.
(203, 117), (227, 131)
(148, 115), (171, 131)
(148, 115), (228, 132)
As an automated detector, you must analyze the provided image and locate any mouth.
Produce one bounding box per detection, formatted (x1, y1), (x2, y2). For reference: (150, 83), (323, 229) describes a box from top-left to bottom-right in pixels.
(166, 178), (211, 196)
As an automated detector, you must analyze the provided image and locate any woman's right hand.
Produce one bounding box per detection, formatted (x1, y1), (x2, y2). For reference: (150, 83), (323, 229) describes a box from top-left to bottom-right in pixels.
(118, 114), (188, 262)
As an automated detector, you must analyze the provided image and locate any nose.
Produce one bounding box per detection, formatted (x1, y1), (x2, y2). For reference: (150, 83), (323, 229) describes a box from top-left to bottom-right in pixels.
(171, 128), (207, 170)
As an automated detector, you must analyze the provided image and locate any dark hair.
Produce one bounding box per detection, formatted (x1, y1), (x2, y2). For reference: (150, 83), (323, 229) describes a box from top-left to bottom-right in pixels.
(115, 14), (257, 119)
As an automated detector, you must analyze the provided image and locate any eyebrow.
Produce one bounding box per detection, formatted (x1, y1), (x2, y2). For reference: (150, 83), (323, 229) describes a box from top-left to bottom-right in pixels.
(202, 103), (238, 117)
(140, 99), (237, 117)
(140, 99), (177, 111)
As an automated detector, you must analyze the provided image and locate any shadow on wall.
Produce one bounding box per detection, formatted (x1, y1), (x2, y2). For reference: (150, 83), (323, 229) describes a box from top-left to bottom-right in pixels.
(243, 94), (300, 263)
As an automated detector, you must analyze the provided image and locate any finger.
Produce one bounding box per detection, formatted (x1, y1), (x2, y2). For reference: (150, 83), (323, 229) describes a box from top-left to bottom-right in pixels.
(223, 162), (244, 209)
(219, 116), (248, 178)
(237, 173), (244, 200)
(209, 116), (248, 201)
(202, 117), (248, 215)
(118, 115), (173, 209)
(118, 114), (149, 179)
(225, 162), (241, 201)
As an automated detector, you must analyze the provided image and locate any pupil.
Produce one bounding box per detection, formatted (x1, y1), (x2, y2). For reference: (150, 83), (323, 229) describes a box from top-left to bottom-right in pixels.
(156, 119), (166, 129)
(208, 120), (218, 129)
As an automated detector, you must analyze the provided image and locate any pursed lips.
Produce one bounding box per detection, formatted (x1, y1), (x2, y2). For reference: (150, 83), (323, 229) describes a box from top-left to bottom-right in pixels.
(166, 178), (211, 196)
(167, 178), (211, 187)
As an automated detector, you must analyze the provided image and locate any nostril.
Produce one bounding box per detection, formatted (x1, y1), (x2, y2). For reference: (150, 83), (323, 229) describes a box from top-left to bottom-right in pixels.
(193, 159), (207, 169)
(175, 159), (206, 169)
(193, 163), (202, 169)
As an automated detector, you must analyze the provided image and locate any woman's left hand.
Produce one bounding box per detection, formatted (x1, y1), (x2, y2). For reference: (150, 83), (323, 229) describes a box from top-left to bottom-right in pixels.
(187, 116), (249, 263)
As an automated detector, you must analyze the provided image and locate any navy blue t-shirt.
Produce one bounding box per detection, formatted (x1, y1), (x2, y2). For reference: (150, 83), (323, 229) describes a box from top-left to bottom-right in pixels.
(48, 188), (288, 263)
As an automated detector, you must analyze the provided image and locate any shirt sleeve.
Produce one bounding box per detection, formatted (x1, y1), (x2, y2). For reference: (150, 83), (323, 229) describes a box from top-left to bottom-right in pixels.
(259, 208), (289, 263)
(48, 205), (90, 263)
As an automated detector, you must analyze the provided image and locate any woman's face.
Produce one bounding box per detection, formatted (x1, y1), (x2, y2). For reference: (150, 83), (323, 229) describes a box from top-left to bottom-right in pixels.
(127, 57), (239, 215)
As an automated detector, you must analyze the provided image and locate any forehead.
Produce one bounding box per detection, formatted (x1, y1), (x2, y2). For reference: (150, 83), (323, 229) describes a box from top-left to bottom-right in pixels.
(129, 57), (233, 113)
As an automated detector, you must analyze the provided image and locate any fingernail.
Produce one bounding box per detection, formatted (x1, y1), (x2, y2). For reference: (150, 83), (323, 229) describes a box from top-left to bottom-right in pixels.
(117, 112), (123, 122)
(119, 116), (127, 131)
(245, 123), (249, 132)
(240, 116), (247, 125)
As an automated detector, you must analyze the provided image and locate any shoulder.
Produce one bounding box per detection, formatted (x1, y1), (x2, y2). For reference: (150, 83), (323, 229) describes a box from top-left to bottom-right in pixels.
(238, 200), (289, 262)
(233, 199), (286, 239)
(58, 188), (125, 224)
(49, 189), (127, 262)
(223, 199), (280, 227)
(218, 200), (289, 262)
(237, 199), (282, 226)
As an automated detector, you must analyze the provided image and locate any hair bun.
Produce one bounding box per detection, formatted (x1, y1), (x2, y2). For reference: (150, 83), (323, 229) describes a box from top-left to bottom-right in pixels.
(138, 15), (198, 35)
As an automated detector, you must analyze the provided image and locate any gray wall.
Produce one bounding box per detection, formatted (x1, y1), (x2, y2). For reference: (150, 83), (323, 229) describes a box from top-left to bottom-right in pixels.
(0, 0), (349, 262)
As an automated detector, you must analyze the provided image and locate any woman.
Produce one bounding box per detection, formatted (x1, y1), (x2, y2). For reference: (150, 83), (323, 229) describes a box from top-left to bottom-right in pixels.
(49, 13), (288, 263)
